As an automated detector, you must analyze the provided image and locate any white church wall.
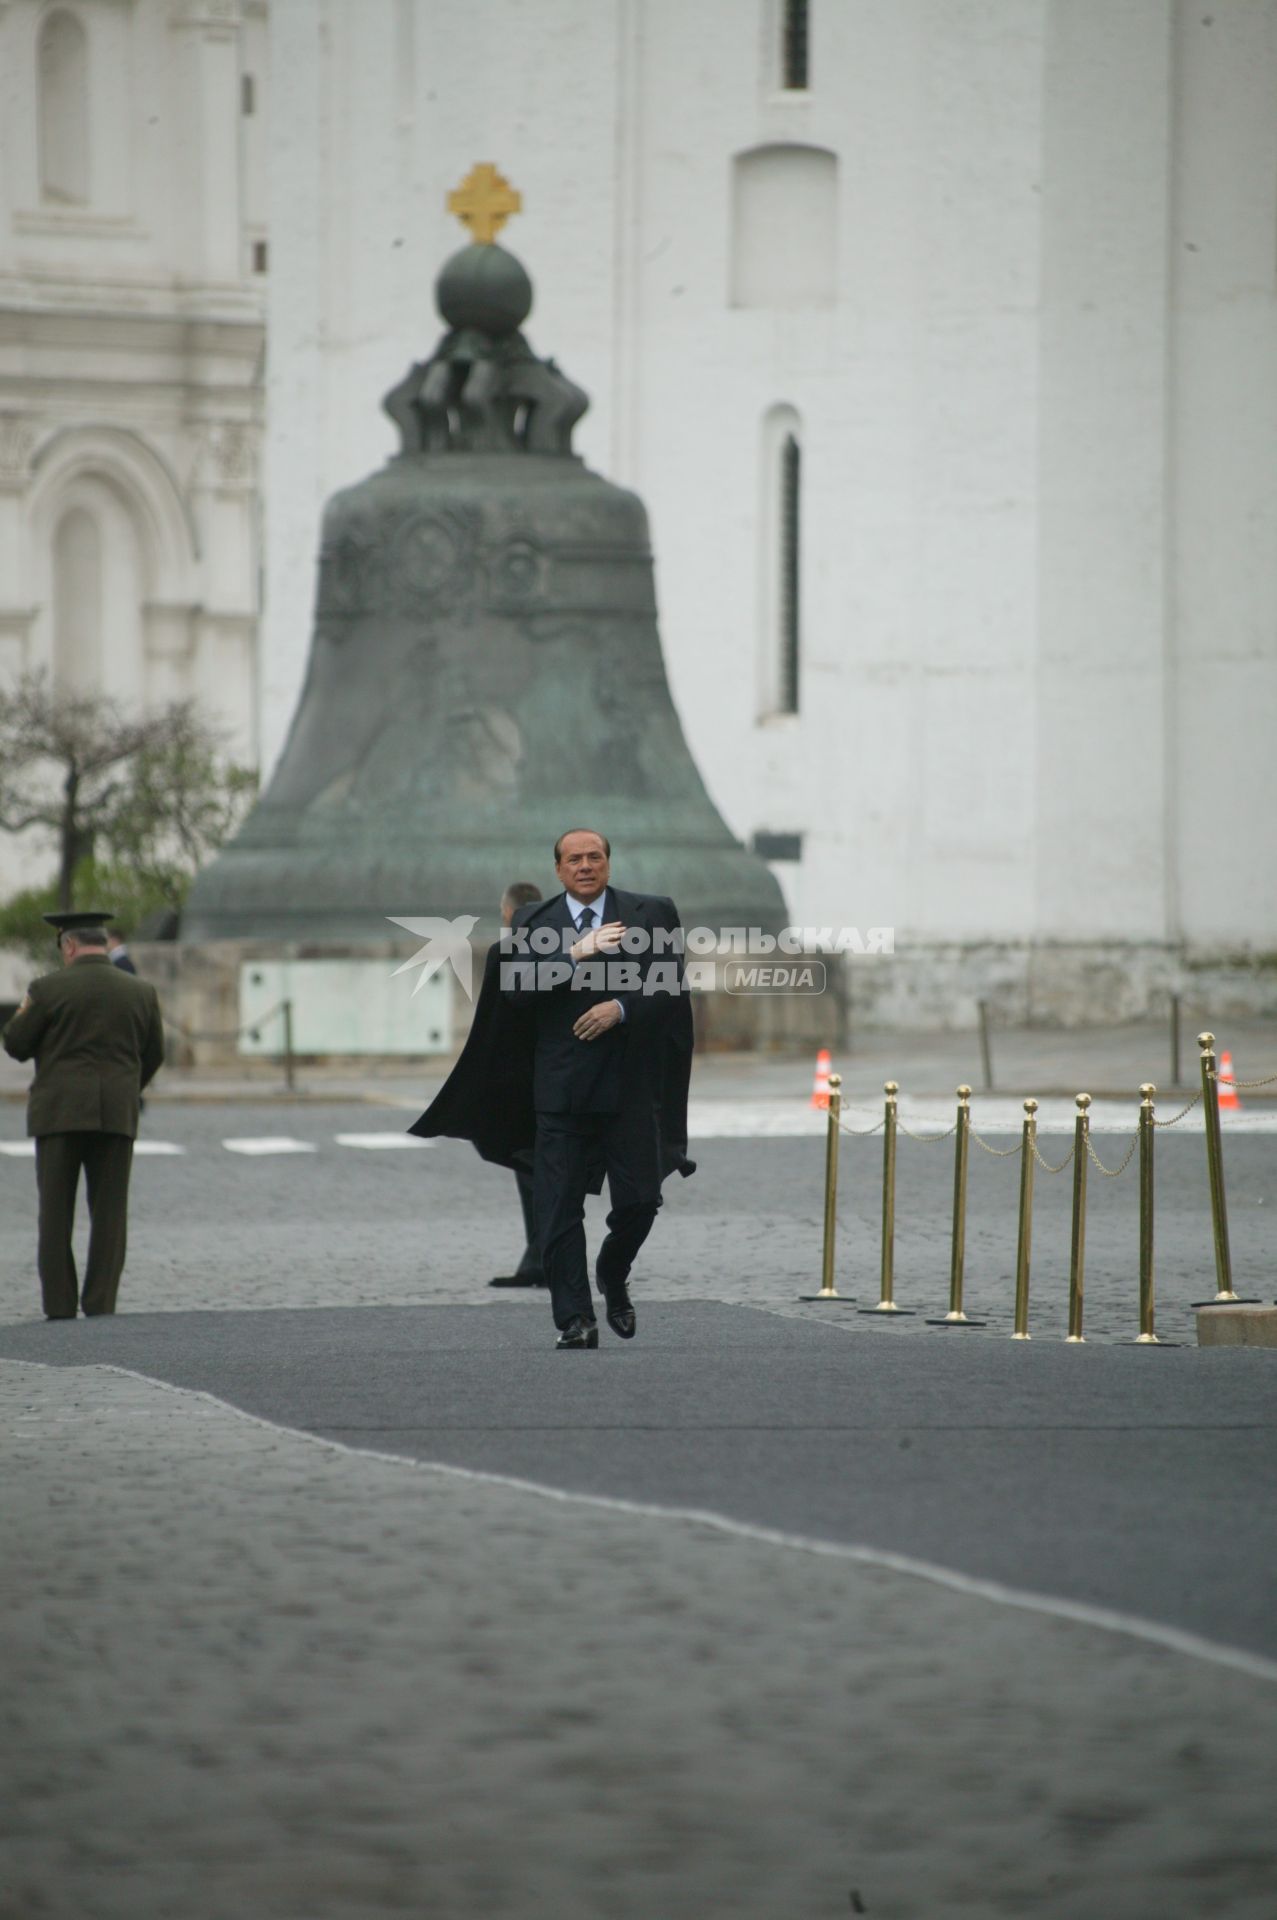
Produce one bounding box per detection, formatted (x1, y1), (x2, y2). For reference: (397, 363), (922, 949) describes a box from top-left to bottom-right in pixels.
(1170, 1), (1277, 955)
(1035, 0), (1175, 951)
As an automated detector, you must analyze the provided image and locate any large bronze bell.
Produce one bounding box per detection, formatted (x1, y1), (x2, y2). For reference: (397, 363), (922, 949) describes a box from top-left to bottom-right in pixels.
(184, 185), (785, 945)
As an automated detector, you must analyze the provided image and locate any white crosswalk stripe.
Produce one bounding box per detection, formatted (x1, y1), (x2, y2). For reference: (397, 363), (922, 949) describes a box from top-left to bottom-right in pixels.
(222, 1137), (317, 1155)
(333, 1132), (435, 1149)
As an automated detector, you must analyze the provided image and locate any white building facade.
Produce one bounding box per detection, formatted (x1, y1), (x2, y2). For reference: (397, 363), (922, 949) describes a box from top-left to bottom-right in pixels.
(5, 0), (1276, 1025)
(260, 0), (1277, 1023)
(0, 0), (268, 906)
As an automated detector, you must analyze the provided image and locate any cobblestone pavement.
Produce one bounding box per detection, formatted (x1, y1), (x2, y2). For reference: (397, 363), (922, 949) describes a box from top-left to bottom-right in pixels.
(3, 1360), (1276, 1920)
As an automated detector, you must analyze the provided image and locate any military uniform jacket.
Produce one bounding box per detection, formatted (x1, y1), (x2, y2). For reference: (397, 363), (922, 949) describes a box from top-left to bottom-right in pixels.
(2, 954), (165, 1138)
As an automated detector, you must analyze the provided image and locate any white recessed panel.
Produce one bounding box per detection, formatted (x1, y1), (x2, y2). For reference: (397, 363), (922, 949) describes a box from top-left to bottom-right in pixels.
(238, 960), (452, 1057)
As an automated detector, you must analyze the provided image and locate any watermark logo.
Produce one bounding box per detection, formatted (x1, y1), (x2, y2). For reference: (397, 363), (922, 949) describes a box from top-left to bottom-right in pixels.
(387, 918), (893, 1000)
(386, 914), (480, 999)
(723, 960), (827, 996)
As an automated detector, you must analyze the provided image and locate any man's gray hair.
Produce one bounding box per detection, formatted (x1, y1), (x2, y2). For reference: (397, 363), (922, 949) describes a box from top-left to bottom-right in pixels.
(554, 828), (611, 863)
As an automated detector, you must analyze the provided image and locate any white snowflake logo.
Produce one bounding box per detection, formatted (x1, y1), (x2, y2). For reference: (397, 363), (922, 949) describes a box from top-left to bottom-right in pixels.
(386, 914), (480, 999)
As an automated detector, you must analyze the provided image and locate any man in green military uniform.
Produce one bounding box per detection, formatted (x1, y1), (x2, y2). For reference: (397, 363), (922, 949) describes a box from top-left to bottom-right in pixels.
(2, 910), (165, 1319)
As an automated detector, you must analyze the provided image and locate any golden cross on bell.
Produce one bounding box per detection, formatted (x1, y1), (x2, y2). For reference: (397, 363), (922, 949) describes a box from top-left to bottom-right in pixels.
(446, 163), (522, 245)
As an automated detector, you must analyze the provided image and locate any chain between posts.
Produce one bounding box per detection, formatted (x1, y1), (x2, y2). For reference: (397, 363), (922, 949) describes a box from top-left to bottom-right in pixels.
(970, 1130), (1023, 1158)
(896, 1118), (958, 1145)
(1029, 1137), (1075, 1175)
(1152, 1089), (1202, 1128)
(1214, 1065), (1277, 1091)
(1083, 1128), (1140, 1179)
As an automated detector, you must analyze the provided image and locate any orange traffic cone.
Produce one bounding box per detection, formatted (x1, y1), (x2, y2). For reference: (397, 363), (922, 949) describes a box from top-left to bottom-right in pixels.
(1217, 1049), (1241, 1111)
(811, 1048), (833, 1110)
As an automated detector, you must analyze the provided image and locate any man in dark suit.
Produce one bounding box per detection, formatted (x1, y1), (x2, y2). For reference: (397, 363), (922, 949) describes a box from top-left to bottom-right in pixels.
(2, 910), (165, 1319)
(409, 829), (694, 1349)
(502, 827), (689, 1349)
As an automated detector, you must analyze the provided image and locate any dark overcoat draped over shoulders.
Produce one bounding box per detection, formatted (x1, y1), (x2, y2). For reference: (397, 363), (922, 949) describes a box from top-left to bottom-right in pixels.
(408, 887), (695, 1193)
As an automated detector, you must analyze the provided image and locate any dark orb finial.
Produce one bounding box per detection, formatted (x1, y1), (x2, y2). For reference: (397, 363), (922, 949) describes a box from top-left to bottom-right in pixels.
(436, 243), (533, 336)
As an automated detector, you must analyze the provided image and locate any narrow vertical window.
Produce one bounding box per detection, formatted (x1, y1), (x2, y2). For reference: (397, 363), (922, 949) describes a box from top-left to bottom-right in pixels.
(778, 433), (801, 713)
(38, 11), (89, 205)
(782, 0), (809, 92)
(241, 73), (256, 116)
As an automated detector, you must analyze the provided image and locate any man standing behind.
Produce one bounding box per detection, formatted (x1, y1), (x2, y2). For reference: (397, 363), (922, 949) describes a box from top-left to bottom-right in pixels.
(488, 880), (544, 1289)
(106, 927), (137, 974)
(2, 910), (165, 1319)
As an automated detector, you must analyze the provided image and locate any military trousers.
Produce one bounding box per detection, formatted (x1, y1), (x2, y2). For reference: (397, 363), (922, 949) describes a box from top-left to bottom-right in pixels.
(34, 1131), (135, 1318)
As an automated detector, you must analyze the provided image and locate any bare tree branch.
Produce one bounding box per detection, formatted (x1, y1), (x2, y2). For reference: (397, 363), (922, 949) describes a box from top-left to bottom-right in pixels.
(0, 671), (255, 911)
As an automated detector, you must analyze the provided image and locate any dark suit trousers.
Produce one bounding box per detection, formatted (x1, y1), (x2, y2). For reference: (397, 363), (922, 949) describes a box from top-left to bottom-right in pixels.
(512, 1163), (542, 1278)
(35, 1132), (135, 1318)
(534, 1105), (662, 1330)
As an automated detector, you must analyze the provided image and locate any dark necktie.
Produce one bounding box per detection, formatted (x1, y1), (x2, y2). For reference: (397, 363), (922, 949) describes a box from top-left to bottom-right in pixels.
(576, 907), (595, 936)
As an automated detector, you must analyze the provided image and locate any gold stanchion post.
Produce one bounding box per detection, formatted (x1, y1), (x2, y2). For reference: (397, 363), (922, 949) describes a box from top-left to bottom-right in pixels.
(1194, 1031), (1247, 1307)
(927, 1086), (984, 1327)
(1066, 1093), (1090, 1342)
(801, 1073), (853, 1301)
(1136, 1084), (1159, 1343)
(861, 1081), (912, 1315)
(1011, 1098), (1037, 1340)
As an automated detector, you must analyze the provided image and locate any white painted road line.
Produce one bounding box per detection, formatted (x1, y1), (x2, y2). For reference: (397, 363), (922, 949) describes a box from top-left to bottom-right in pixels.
(222, 1137), (318, 1156)
(0, 1141), (34, 1156)
(333, 1132), (435, 1150)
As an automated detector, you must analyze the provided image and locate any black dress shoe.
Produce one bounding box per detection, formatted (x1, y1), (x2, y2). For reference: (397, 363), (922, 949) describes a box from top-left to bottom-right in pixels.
(555, 1317), (599, 1350)
(597, 1272), (636, 1340)
(488, 1272), (547, 1288)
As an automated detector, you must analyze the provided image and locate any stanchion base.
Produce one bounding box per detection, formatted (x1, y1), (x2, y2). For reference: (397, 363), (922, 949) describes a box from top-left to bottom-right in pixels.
(1010, 1331), (1031, 1341)
(857, 1303), (915, 1317)
(797, 1293), (858, 1304)
(1064, 1335), (1086, 1344)
(924, 1316), (987, 1329)
(1191, 1295), (1261, 1308)
(1121, 1335), (1181, 1347)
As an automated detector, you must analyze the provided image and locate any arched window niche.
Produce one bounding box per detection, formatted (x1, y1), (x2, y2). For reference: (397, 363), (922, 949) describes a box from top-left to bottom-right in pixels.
(730, 145), (837, 310)
(39, 9), (90, 206)
(53, 506), (102, 691)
